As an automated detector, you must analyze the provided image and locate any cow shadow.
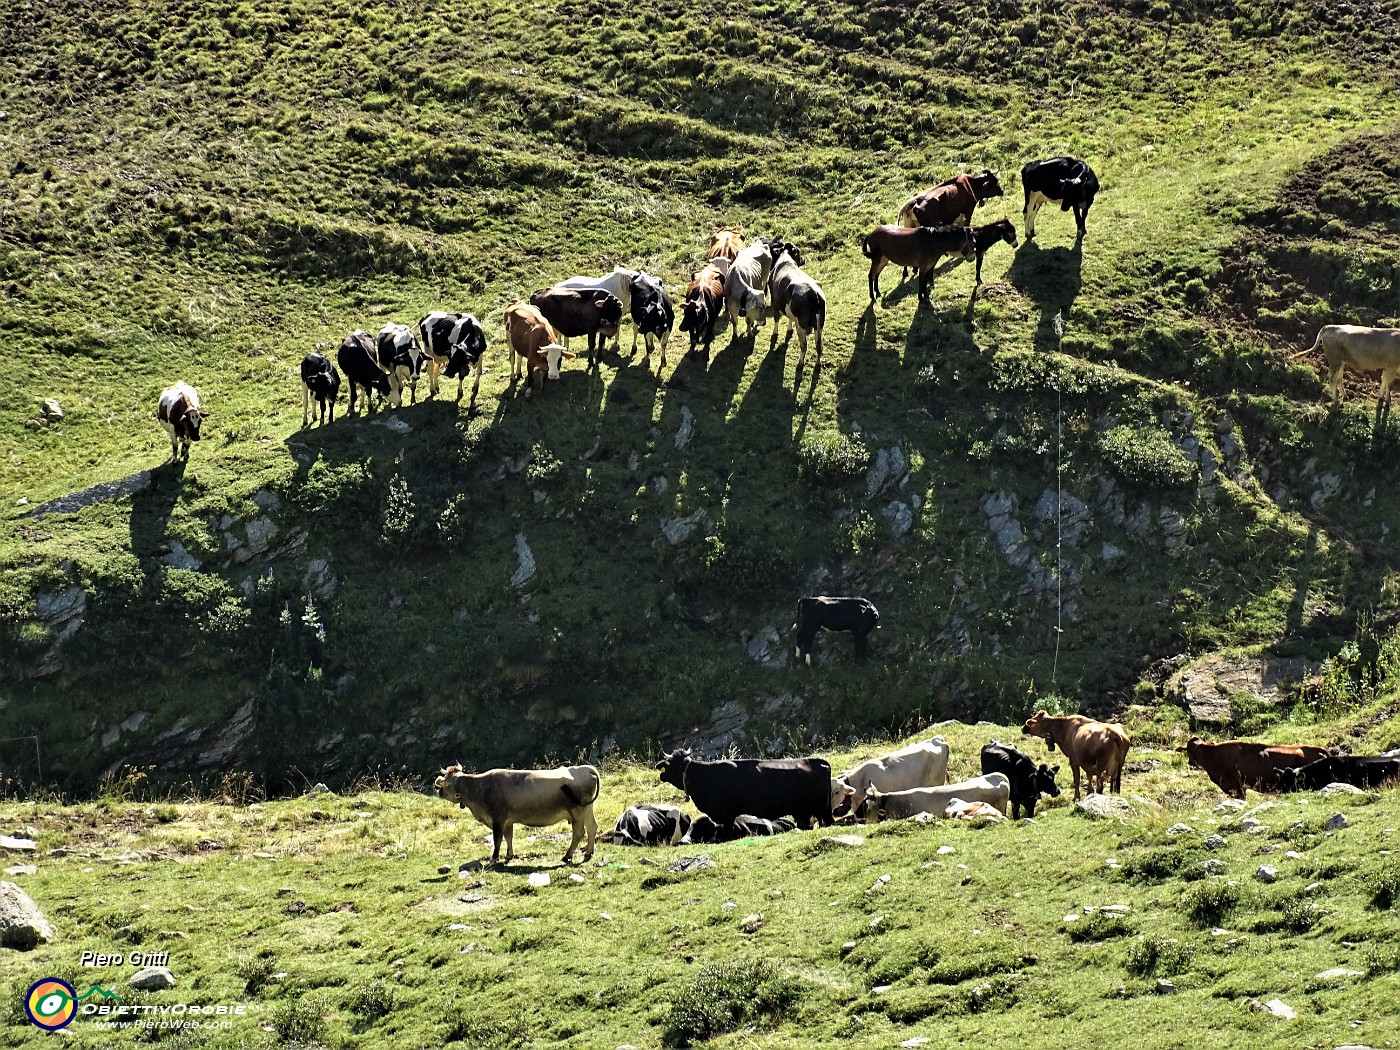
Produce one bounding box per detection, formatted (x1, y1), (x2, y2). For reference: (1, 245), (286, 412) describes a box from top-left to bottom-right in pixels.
(1006, 240), (1083, 351)
(127, 459), (189, 571)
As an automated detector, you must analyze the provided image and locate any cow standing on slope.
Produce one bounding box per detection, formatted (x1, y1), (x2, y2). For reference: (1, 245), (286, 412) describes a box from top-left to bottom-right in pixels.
(980, 740), (1059, 819)
(377, 322), (427, 408)
(1021, 156), (1100, 241)
(300, 352), (340, 427)
(417, 312), (488, 404)
(434, 763), (600, 865)
(337, 330), (391, 416)
(793, 596), (880, 665)
(629, 271), (675, 371)
(766, 246), (826, 376)
(656, 749), (833, 829)
(157, 382), (209, 462)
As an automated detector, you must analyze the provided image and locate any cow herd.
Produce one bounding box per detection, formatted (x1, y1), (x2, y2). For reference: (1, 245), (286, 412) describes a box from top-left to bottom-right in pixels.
(433, 706), (1400, 865)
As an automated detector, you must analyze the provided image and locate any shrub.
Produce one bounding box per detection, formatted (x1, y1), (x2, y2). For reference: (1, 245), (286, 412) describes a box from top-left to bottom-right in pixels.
(349, 978), (396, 1025)
(1181, 879), (1242, 928)
(272, 997), (325, 1043)
(662, 959), (801, 1046)
(1065, 911), (1134, 942)
(796, 431), (869, 487)
(1125, 935), (1196, 976)
(236, 954), (277, 996)
(1098, 423), (1198, 488)
(1368, 868), (1400, 910)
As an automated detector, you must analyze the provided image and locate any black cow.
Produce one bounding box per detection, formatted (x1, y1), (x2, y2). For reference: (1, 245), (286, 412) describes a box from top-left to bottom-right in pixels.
(656, 750), (833, 829)
(793, 596), (880, 665)
(980, 740), (1060, 819)
(599, 803), (692, 847)
(767, 247), (826, 375)
(629, 272), (675, 370)
(300, 352), (340, 428)
(528, 287), (624, 370)
(682, 814), (797, 844)
(336, 330), (391, 416)
(1021, 156), (1100, 241)
(418, 312), (489, 404)
(1279, 754), (1400, 792)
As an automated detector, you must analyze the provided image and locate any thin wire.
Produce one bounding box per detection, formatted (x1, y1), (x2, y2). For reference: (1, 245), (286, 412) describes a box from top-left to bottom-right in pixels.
(1052, 387), (1063, 688)
(0, 735), (41, 782)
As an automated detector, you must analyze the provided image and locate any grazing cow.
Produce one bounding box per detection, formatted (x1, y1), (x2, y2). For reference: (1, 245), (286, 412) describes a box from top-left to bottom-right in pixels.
(682, 814), (797, 844)
(793, 596), (880, 665)
(708, 227), (746, 261)
(528, 287), (624, 370)
(864, 773), (1012, 821)
(417, 312), (489, 404)
(554, 267), (639, 351)
(1292, 325), (1400, 415)
(863, 224), (976, 304)
(1021, 710), (1131, 800)
(767, 247), (826, 374)
(299, 353), (340, 428)
(969, 219), (1019, 285)
(376, 322), (426, 408)
(628, 272), (675, 369)
(337, 330), (391, 416)
(725, 238), (795, 338)
(680, 259), (730, 360)
(656, 749), (833, 829)
(1182, 737), (1334, 800)
(433, 763), (600, 865)
(599, 803), (692, 847)
(897, 170), (1004, 229)
(1279, 753), (1400, 792)
(157, 382), (209, 462)
(834, 736), (950, 819)
(504, 300), (573, 396)
(1021, 156), (1100, 241)
(980, 740), (1060, 819)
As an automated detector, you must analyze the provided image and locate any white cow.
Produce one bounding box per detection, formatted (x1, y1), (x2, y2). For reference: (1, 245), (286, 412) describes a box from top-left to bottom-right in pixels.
(836, 736), (950, 819)
(555, 267), (640, 351)
(724, 239), (781, 338)
(434, 763), (600, 865)
(865, 773), (1011, 821)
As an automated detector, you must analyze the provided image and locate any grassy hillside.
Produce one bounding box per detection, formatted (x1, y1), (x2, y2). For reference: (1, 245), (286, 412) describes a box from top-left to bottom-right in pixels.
(3, 718), (1400, 1048)
(4, 0), (1400, 789)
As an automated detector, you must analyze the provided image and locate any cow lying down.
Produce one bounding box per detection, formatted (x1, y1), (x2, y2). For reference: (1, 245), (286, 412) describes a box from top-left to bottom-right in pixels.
(862, 773), (1011, 822)
(682, 814), (797, 844)
(599, 804), (692, 847)
(434, 763), (600, 865)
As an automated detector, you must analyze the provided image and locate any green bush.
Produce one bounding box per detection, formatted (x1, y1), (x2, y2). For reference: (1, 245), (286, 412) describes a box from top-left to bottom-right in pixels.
(796, 432), (869, 487)
(662, 959), (801, 1046)
(349, 978), (396, 1025)
(1181, 879), (1242, 928)
(272, 996), (325, 1043)
(1098, 423), (1198, 488)
(1367, 868), (1400, 910)
(1125, 935), (1196, 976)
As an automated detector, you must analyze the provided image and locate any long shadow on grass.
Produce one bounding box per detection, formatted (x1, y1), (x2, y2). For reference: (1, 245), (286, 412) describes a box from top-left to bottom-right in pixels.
(1006, 239), (1083, 350)
(127, 459), (188, 569)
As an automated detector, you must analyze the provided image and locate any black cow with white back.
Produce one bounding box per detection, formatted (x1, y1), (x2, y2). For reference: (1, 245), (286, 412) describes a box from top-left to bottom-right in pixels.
(336, 330), (391, 416)
(417, 312), (489, 404)
(628, 271), (675, 370)
(682, 814), (797, 844)
(599, 803), (692, 847)
(657, 750), (833, 829)
(980, 740), (1060, 819)
(1021, 156), (1100, 241)
(300, 352), (340, 428)
(1279, 754), (1400, 792)
(793, 596), (880, 665)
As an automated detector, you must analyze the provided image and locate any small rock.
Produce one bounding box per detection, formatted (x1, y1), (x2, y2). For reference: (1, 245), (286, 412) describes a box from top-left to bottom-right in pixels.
(1214, 799), (1246, 813)
(841, 941), (857, 954)
(1202, 859), (1226, 876)
(1254, 998), (1297, 1019)
(569, 873), (585, 884)
(129, 966), (176, 991)
(527, 873), (550, 889)
(937, 845), (956, 855)
(448, 923), (469, 931)
(0, 837), (37, 853)
(1166, 823), (1194, 836)
(1076, 794), (1131, 819)
(1204, 834), (1227, 850)
(901, 1040), (931, 1048)
(1155, 978), (1177, 995)
(1239, 817), (1262, 831)
(821, 834), (865, 848)
(437, 864), (452, 875)
(306, 783), (333, 797)
(740, 913), (763, 933)
(41, 398), (63, 421)
(599, 912), (613, 921)
(1322, 783), (1365, 796)
(866, 874), (891, 893)
(0, 881), (55, 949)
(669, 855), (716, 874)
(4, 865), (36, 877)
(1284, 851), (1301, 860)
(1314, 968), (1363, 981)
(1256, 865), (1278, 883)
(1326, 813), (1349, 830)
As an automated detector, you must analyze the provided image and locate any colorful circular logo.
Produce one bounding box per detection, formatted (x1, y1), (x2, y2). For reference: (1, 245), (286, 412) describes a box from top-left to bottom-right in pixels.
(25, 978), (77, 1030)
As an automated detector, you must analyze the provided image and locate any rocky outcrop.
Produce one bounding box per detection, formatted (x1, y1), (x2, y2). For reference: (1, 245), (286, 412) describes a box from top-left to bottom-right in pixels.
(1168, 652), (1318, 724)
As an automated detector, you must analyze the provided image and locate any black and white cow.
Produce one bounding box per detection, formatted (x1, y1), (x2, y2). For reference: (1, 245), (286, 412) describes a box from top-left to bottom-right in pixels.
(1279, 754), (1400, 792)
(657, 750), (833, 829)
(376, 322), (427, 408)
(1021, 156), (1100, 241)
(767, 246), (825, 375)
(300, 352), (340, 428)
(980, 740), (1060, 819)
(157, 381), (209, 462)
(337, 330), (391, 416)
(417, 312), (488, 404)
(682, 814), (797, 844)
(629, 272), (675, 370)
(793, 596), (880, 665)
(599, 803), (692, 846)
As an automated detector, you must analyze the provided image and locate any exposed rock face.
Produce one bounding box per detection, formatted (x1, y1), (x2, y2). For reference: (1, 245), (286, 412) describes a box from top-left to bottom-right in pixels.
(510, 533), (536, 587)
(1169, 652), (1319, 724)
(0, 881), (55, 949)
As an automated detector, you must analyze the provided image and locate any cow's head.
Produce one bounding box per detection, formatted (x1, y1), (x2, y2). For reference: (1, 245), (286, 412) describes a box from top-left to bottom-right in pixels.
(1035, 764), (1061, 798)
(973, 168), (1004, 200)
(680, 298), (708, 333)
(1022, 710), (1054, 748)
(830, 777), (856, 818)
(434, 763), (467, 807)
(596, 293), (624, 330)
(863, 787), (887, 823)
(742, 289), (767, 317)
(1277, 766), (1305, 792)
(541, 343), (573, 380)
(656, 748), (692, 791)
(1182, 737), (1207, 770)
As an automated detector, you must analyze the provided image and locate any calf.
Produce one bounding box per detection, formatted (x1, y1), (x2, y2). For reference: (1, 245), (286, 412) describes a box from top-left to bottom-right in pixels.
(434, 763), (600, 865)
(529, 287), (623, 370)
(683, 814), (797, 844)
(599, 803), (691, 847)
(835, 736), (950, 819)
(504, 300), (573, 397)
(1022, 710), (1131, 800)
(980, 740), (1059, 819)
(793, 596), (880, 665)
(657, 749), (833, 829)
(157, 382), (209, 462)
(300, 353), (340, 428)
(680, 259), (730, 360)
(863, 224), (975, 304)
(1021, 156), (1100, 241)
(1182, 737), (1334, 800)
(864, 773), (1011, 821)
(767, 247), (826, 375)
(969, 219), (1019, 285)
(1279, 753), (1400, 792)
(554, 267), (639, 351)
(417, 312), (488, 404)
(337, 330), (391, 416)
(376, 322), (426, 408)
(629, 271), (675, 370)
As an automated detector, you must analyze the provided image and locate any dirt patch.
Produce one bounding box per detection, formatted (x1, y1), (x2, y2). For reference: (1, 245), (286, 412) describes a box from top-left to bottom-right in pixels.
(1169, 651), (1319, 724)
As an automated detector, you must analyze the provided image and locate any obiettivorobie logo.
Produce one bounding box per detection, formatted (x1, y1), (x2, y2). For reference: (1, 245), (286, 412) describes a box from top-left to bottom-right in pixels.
(24, 978), (121, 1030)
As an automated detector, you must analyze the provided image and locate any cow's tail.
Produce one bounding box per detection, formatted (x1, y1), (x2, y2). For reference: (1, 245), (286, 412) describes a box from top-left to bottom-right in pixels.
(561, 771), (602, 808)
(860, 235), (874, 260)
(1289, 332), (1325, 360)
(896, 198), (917, 228)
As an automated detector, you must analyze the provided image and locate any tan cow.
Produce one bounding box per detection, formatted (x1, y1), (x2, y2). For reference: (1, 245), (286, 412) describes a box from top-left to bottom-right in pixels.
(865, 773), (1011, 821)
(1294, 325), (1400, 410)
(708, 226), (746, 262)
(504, 300), (573, 396)
(835, 736), (950, 819)
(434, 763), (600, 865)
(1021, 710), (1131, 800)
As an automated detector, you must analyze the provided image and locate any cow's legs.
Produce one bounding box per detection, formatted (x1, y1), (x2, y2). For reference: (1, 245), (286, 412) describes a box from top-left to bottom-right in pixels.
(582, 809), (597, 861)
(563, 814), (585, 864)
(1072, 765), (1082, 801)
(1074, 200), (1091, 239)
(427, 358), (440, 398)
(301, 384), (310, 427)
(868, 257), (887, 301)
(1024, 190), (1048, 240)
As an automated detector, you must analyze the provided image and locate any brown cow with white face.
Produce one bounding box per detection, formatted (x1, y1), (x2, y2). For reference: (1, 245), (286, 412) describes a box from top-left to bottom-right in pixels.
(504, 300), (573, 397)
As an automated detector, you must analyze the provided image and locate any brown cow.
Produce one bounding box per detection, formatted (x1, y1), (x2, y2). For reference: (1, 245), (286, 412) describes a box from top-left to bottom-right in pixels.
(680, 259), (731, 360)
(1182, 738), (1334, 800)
(897, 170), (1004, 229)
(1021, 710), (1131, 801)
(862, 224), (975, 304)
(504, 300), (573, 396)
(708, 227), (745, 262)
